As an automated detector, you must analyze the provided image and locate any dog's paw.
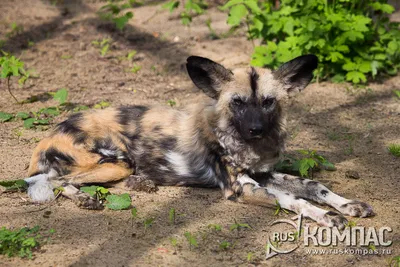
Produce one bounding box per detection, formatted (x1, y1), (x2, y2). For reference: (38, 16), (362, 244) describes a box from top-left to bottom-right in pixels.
(339, 201), (375, 218)
(76, 193), (104, 210)
(125, 175), (158, 193)
(319, 211), (348, 230)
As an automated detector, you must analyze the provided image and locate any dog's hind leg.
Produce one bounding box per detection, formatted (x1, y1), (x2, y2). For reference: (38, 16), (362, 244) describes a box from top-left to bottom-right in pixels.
(234, 174), (349, 229)
(263, 172), (375, 218)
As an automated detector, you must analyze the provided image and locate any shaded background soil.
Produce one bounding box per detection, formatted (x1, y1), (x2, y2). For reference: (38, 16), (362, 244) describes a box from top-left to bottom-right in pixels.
(0, 1), (399, 266)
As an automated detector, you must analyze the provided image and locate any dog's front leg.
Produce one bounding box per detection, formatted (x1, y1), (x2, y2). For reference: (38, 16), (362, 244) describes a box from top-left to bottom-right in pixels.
(267, 172), (375, 218)
(235, 174), (348, 229)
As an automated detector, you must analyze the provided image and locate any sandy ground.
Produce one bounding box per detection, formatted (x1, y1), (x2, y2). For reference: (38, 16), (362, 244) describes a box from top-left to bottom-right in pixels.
(0, 1), (399, 266)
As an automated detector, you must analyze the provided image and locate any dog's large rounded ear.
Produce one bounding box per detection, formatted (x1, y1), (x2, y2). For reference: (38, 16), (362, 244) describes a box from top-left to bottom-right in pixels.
(273, 55), (318, 94)
(186, 56), (233, 99)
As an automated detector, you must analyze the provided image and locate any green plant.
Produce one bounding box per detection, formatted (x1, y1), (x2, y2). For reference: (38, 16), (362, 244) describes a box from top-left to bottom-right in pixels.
(388, 144), (400, 157)
(0, 51), (31, 102)
(131, 207), (138, 218)
(246, 252), (254, 262)
(143, 218), (155, 233)
(98, 0), (134, 30)
(130, 64), (141, 73)
(0, 88), (69, 129)
(0, 179), (28, 192)
(93, 100), (111, 109)
(221, 0), (400, 84)
(79, 185), (131, 210)
(208, 224), (222, 231)
(61, 55), (72, 59)
(80, 185), (110, 200)
(184, 232), (198, 250)
(167, 99), (176, 107)
(345, 220), (357, 228)
(6, 22), (24, 38)
(127, 50), (137, 60)
(105, 193), (132, 210)
(274, 200), (289, 216)
(169, 237), (179, 253)
(169, 208), (176, 224)
(219, 240), (232, 250)
(0, 226), (54, 259)
(389, 256), (400, 267)
(275, 150), (336, 178)
(394, 90), (400, 99)
(230, 219), (251, 236)
(92, 38), (111, 56)
(163, 0), (208, 25)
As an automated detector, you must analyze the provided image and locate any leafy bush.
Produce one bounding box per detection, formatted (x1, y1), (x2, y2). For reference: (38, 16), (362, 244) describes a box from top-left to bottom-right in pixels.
(388, 144), (400, 157)
(221, 0), (400, 84)
(275, 150), (336, 177)
(98, 0), (134, 30)
(0, 88), (69, 129)
(163, 0), (208, 25)
(0, 226), (54, 259)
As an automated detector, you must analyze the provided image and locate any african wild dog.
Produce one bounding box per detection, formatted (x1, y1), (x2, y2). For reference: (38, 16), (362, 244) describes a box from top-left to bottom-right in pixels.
(24, 55), (374, 229)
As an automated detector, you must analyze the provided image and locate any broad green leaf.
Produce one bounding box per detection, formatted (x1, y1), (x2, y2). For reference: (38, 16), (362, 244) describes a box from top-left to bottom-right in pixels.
(40, 107), (60, 116)
(16, 112), (30, 120)
(251, 45), (274, 67)
(105, 193), (132, 210)
(320, 161), (336, 171)
(80, 186), (99, 197)
(0, 112), (13, 122)
(283, 18), (294, 36)
(162, 1), (180, 12)
(53, 88), (68, 105)
(220, 0), (244, 10)
(0, 179), (28, 191)
(371, 61), (379, 78)
(342, 62), (357, 71)
(244, 0), (261, 14)
(358, 61), (372, 73)
(346, 71), (366, 84)
(227, 4), (248, 26)
(380, 4), (395, 14)
(35, 119), (49, 125)
(23, 118), (35, 129)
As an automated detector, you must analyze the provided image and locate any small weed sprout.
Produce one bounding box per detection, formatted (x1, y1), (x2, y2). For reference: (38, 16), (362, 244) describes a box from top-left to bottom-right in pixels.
(394, 90), (400, 99)
(274, 200), (289, 216)
(219, 240), (232, 250)
(0, 51), (31, 103)
(167, 99), (176, 107)
(169, 208), (176, 225)
(170, 237), (179, 253)
(143, 218), (155, 234)
(130, 64), (141, 73)
(246, 252), (254, 262)
(230, 219), (251, 236)
(184, 232), (198, 250)
(6, 22), (24, 38)
(388, 144), (400, 157)
(92, 38), (111, 57)
(208, 224), (222, 231)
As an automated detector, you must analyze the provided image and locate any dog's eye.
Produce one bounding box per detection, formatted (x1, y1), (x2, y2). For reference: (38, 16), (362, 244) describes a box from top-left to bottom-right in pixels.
(262, 98), (276, 109)
(233, 98), (244, 106)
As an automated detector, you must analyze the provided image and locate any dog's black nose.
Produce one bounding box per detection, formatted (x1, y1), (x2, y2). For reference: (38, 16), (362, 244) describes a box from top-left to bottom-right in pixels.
(249, 127), (263, 137)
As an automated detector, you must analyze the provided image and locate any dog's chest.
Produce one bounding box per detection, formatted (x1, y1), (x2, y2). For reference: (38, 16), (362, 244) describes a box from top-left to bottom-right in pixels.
(216, 130), (280, 172)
